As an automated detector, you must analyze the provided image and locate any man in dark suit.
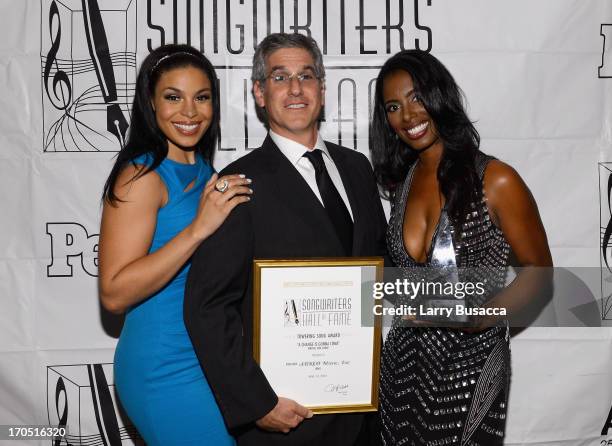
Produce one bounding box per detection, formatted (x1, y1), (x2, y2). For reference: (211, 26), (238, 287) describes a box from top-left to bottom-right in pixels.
(184, 33), (387, 445)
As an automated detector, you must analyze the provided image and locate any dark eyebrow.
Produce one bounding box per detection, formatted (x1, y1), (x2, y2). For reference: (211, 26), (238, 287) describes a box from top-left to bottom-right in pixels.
(384, 88), (416, 105)
(162, 87), (211, 94)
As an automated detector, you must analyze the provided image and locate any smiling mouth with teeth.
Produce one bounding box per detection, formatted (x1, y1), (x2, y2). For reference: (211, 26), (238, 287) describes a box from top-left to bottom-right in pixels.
(406, 121), (428, 137)
(286, 103), (307, 109)
(172, 122), (200, 134)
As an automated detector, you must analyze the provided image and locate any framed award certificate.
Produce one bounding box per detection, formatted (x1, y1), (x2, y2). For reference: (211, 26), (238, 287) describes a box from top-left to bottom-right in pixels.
(253, 257), (384, 414)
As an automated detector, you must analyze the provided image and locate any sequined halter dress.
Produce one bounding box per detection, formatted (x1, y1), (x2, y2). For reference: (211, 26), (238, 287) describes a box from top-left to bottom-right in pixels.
(380, 153), (511, 446)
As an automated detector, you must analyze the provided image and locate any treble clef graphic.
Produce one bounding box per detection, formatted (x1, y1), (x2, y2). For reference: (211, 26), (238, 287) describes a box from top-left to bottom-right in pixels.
(54, 377), (72, 446)
(44, 1), (72, 110)
(603, 172), (612, 272)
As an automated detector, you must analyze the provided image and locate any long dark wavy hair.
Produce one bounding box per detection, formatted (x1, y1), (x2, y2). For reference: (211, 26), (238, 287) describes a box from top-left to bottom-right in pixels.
(370, 50), (481, 223)
(102, 44), (220, 204)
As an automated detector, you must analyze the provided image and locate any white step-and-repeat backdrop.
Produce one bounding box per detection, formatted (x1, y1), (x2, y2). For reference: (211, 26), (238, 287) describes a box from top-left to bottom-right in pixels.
(1, 0), (612, 444)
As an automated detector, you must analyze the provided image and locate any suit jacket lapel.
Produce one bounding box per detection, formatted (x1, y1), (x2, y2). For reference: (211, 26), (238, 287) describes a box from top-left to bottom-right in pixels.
(259, 136), (344, 254)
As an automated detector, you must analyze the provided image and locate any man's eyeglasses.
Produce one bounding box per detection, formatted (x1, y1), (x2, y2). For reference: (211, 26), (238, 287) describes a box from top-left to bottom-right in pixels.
(265, 70), (320, 86)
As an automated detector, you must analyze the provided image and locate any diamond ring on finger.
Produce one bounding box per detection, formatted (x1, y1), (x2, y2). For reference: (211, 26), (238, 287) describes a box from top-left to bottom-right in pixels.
(215, 179), (229, 193)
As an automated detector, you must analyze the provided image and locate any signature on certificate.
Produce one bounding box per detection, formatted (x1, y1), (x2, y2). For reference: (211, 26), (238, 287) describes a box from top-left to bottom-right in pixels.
(324, 383), (349, 395)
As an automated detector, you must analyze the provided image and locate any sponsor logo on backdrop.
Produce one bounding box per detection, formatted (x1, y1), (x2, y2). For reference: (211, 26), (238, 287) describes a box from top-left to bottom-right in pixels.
(40, 0), (136, 152)
(46, 222), (99, 277)
(47, 363), (142, 445)
(600, 24), (612, 78)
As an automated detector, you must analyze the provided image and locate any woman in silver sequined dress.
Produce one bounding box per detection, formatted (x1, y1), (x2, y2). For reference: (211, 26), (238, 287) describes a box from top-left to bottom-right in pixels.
(369, 51), (552, 445)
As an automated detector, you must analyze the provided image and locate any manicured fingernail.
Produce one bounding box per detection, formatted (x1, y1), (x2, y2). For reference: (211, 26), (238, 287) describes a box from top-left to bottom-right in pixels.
(246, 178), (253, 183)
(248, 188), (253, 194)
(239, 174), (246, 178)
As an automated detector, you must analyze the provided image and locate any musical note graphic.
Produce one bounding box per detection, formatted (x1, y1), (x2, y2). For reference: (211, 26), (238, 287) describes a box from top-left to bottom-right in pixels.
(602, 171), (612, 272)
(54, 378), (71, 446)
(47, 364), (144, 445)
(43, 1), (72, 110)
(601, 167), (612, 320)
(598, 163), (612, 321)
(40, 0), (136, 152)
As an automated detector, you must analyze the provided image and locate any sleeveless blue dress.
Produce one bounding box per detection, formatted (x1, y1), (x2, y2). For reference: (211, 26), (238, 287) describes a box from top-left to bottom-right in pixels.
(114, 154), (235, 446)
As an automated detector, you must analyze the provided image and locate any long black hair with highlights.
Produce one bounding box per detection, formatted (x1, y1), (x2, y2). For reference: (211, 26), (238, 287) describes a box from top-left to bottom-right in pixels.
(370, 50), (481, 222)
(102, 44), (220, 204)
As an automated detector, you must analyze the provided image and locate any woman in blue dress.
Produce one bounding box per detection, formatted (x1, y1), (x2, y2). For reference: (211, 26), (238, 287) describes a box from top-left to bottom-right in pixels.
(98, 44), (251, 445)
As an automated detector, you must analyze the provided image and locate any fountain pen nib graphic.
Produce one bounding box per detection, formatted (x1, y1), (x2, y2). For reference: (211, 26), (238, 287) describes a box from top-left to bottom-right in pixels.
(40, 0), (136, 152)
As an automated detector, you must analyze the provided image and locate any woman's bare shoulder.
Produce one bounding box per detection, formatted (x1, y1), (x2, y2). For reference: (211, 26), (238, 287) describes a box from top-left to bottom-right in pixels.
(109, 162), (165, 206)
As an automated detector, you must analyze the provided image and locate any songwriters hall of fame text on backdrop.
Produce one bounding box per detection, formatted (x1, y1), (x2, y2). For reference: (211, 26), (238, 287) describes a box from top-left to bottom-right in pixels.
(41, 0), (433, 153)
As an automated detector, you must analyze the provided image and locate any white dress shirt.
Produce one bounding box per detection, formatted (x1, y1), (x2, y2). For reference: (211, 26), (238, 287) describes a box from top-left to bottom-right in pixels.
(269, 130), (354, 221)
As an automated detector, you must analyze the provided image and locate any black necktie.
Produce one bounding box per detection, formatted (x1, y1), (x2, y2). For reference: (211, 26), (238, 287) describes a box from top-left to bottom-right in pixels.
(303, 149), (353, 255)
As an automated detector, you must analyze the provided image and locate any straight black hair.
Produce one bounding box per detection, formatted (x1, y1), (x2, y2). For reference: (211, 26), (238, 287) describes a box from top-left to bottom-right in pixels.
(370, 50), (481, 222)
(102, 44), (220, 204)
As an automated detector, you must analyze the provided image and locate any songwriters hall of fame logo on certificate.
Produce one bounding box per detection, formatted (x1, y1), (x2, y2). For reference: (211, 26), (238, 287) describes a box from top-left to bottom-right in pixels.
(284, 298), (353, 327)
(40, 0), (136, 152)
(284, 299), (302, 327)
